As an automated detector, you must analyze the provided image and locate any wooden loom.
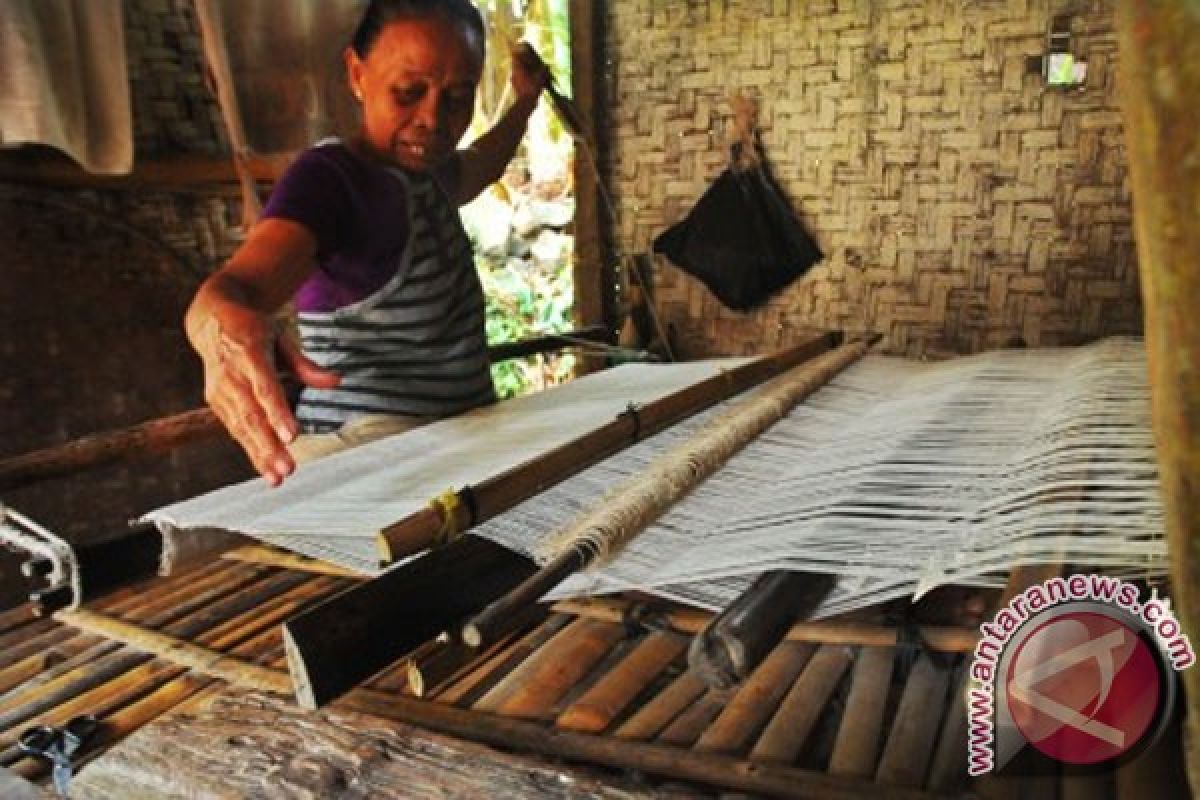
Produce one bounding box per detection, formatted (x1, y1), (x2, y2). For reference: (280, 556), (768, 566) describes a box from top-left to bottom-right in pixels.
(0, 329), (1188, 798)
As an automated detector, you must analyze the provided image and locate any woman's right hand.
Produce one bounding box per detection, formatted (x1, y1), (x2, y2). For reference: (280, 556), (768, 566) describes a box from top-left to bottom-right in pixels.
(186, 218), (336, 486)
(193, 304), (339, 485)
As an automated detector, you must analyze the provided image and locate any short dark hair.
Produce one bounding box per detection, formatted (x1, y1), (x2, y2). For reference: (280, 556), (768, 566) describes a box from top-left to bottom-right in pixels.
(351, 0), (486, 58)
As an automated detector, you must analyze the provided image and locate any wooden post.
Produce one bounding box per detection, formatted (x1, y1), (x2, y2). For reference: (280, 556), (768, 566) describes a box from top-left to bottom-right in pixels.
(569, 0), (614, 375)
(1116, 4), (1200, 787)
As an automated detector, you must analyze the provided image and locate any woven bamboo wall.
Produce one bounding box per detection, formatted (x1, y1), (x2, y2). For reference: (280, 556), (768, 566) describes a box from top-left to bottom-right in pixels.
(0, 0), (246, 582)
(603, 0), (1141, 358)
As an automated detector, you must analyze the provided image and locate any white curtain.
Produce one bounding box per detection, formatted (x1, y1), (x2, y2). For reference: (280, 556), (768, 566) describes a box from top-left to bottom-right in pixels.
(0, 0), (132, 174)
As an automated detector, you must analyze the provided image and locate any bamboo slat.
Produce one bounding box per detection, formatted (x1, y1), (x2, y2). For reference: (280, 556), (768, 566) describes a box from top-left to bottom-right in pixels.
(655, 687), (732, 748)
(874, 653), (953, 787)
(379, 334), (842, 563)
(433, 614), (573, 707)
(0, 604), (38, 637)
(750, 644), (854, 763)
(693, 641), (815, 755)
(474, 617), (626, 719)
(407, 605), (546, 697)
(556, 630), (688, 733)
(828, 646), (895, 778)
(613, 670), (707, 741)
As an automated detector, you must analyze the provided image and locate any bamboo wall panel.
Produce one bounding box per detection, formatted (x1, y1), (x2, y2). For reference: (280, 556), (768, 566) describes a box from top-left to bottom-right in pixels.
(603, 0), (1140, 358)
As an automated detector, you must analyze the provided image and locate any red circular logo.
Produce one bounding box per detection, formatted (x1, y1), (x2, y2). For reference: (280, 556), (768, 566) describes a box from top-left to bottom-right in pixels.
(1005, 611), (1161, 765)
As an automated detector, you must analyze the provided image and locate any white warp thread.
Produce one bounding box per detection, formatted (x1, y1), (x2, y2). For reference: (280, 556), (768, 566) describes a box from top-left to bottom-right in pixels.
(471, 337), (1164, 618)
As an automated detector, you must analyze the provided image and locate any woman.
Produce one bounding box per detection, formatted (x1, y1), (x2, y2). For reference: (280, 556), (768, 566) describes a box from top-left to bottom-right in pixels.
(186, 0), (549, 485)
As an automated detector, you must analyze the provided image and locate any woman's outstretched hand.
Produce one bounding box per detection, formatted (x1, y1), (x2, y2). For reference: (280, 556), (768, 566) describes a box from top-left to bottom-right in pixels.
(194, 307), (340, 486)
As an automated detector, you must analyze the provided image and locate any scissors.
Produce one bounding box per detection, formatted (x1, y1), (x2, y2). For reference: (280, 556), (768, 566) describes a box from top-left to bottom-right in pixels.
(18, 715), (99, 796)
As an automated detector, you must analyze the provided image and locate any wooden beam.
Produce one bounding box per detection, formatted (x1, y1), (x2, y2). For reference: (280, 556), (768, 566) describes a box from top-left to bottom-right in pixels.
(0, 148), (291, 189)
(283, 535), (536, 709)
(1116, 3), (1200, 788)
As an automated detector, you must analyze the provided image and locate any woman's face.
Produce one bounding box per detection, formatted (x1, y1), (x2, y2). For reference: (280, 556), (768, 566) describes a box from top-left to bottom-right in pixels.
(346, 16), (483, 171)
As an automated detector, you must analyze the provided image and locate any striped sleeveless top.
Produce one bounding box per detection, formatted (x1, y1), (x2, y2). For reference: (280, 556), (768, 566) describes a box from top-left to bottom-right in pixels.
(294, 168), (495, 432)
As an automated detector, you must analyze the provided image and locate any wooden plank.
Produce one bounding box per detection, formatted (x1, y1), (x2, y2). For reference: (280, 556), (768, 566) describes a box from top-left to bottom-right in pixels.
(875, 653), (952, 787)
(693, 641), (815, 755)
(473, 617), (626, 719)
(283, 535), (537, 709)
(750, 643), (854, 763)
(556, 629), (688, 733)
(828, 646), (895, 778)
(0, 148), (290, 189)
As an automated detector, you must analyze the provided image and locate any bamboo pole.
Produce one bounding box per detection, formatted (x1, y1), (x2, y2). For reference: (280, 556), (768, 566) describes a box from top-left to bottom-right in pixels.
(1116, 4), (1200, 787)
(0, 409), (225, 492)
(552, 596), (980, 653)
(406, 603), (546, 698)
(378, 332), (842, 562)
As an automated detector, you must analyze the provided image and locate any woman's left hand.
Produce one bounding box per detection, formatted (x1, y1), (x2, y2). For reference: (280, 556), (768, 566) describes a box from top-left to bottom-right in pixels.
(511, 42), (552, 105)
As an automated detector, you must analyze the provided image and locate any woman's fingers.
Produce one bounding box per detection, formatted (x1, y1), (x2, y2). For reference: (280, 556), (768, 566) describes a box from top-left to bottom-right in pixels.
(204, 323), (297, 485)
(278, 335), (342, 390)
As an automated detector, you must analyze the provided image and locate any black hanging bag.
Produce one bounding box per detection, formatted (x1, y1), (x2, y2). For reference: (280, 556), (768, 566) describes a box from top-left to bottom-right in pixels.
(653, 96), (823, 311)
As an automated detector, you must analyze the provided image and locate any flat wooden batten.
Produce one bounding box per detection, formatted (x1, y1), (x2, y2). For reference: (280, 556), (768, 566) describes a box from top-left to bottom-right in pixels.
(283, 536), (536, 709)
(377, 331), (844, 562)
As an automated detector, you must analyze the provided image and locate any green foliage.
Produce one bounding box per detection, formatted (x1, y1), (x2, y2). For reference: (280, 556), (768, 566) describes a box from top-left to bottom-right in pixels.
(481, 253), (575, 399)
(464, 0), (576, 399)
